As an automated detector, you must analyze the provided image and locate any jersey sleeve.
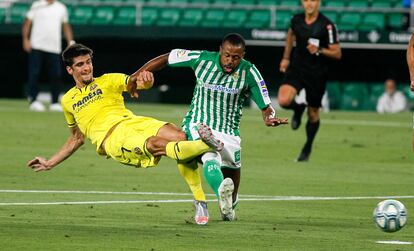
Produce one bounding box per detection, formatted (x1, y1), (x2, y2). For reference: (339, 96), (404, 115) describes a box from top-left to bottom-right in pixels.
(26, 2), (37, 19)
(62, 104), (77, 128)
(326, 22), (339, 45)
(246, 65), (271, 110)
(168, 49), (201, 69)
(62, 4), (69, 23)
(105, 73), (130, 93)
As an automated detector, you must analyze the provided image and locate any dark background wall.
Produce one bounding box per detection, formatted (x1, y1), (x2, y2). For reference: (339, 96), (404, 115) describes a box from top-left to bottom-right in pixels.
(1, 35), (410, 103)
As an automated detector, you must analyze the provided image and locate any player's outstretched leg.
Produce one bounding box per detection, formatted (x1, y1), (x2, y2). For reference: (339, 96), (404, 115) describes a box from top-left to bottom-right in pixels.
(218, 177), (235, 221)
(197, 123), (224, 151)
(291, 103), (307, 130)
(194, 200), (209, 225)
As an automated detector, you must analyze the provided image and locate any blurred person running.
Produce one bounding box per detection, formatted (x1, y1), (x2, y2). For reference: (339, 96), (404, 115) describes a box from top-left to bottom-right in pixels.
(278, 0), (342, 162)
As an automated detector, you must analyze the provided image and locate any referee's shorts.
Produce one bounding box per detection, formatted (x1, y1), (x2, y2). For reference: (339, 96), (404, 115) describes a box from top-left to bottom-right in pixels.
(282, 66), (327, 108)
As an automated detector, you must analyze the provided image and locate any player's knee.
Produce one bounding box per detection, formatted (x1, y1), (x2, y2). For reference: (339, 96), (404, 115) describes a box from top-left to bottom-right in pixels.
(278, 96), (293, 108)
(201, 151), (221, 163)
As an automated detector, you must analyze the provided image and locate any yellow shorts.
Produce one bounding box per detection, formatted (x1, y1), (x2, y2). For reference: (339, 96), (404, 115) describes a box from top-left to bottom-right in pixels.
(104, 116), (167, 168)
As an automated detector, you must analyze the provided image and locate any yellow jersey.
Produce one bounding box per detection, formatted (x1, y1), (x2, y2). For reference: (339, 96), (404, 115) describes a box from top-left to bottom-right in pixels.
(61, 73), (134, 154)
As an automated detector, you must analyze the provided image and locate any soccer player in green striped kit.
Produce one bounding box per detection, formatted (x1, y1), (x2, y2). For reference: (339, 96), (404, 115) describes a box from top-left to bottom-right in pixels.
(135, 33), (288, 222)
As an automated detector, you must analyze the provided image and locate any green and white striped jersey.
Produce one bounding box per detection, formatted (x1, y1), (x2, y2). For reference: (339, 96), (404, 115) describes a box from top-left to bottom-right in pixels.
(168, 49), (271, 136)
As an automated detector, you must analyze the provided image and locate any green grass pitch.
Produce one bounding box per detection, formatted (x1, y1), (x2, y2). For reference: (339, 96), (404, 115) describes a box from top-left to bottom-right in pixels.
(0, 99), (413, 250)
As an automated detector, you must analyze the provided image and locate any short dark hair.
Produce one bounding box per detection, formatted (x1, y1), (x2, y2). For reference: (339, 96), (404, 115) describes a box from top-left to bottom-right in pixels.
(222, 33), (246, 50)
(62, 43), (93, 67)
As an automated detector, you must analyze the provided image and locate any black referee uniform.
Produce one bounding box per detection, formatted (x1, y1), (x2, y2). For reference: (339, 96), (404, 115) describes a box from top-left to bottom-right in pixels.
(284, 12), (339, 107)
(281, 12), (340, 161)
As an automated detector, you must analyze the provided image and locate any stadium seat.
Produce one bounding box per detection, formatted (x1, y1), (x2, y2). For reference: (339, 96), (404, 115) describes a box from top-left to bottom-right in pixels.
(212, 0), (233, 5)
(113, 6), (136, 25)
(222, 9), (248, 28)
(141, 7), (158, 26)
(237, 0), (256, 5)
(340, 82), (369, 110)
(359, 13), (385, 31)
(326, 81), (342, 110)
(365, 83), (384, 111)
(91, 6), (115, 25)
(244, 10), (271, 28)
(148, 0), (170, 4)
(178, 8), (203, 26)
(275, 10), (292, 29)
(387, 13), (406, 30)
(338, 13), (361, 31)
(400, 85), (414, 102)
(156, 8), (181, 26)
(70, 5), (94, 25)
(10, 3), (30, 24)
(191, 0), (212, 4)
(370, 0), (393, 8)
(172, 0), (190, 4)
(324, 0), (346, 7)
(102, 0), (126, 2)
(0, 8), (5, 24)
(279, 0), (299, 7)
(200, 9), (226, 27)
(347, 0), (369, 8)
(323, 11), (338, 23)
(256, 0), (279, 6)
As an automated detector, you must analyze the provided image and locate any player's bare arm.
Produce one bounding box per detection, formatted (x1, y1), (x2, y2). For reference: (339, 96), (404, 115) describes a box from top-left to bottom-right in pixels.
(62, 22), (74, 48)
(126, 70), (155, 98)
(22, 18), (32, 53)
(27, 126), (85, 172)
(262, 105), (289, 127)
(280, 28), (295, 73)
(309, 43), (341, 60)
(406, 33), (414, 91)
(127, 54), (169, 98)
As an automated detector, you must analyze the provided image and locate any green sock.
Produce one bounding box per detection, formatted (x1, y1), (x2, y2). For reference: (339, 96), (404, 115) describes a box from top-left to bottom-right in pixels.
(203, 159), (224, 197)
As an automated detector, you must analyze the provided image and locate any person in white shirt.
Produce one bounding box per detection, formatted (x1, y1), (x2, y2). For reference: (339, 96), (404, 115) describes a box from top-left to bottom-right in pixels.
(22, 0), (74, 112)
(376, 78), (407, 114)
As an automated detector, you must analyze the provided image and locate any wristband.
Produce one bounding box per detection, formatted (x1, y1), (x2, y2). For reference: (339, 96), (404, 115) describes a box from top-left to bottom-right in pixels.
(316, 48), (322, 56)
(69, 40), (76, 46)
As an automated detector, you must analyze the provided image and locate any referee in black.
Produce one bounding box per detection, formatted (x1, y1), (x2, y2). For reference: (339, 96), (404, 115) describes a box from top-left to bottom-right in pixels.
(278, 0), (342, 161)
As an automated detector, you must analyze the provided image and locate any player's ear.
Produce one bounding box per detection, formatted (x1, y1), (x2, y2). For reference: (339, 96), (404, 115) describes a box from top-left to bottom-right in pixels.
(66, 66), (73, 75)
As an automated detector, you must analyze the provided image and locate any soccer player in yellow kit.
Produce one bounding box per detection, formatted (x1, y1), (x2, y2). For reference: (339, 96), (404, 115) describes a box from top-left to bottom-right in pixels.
(27, 44), (222, 225)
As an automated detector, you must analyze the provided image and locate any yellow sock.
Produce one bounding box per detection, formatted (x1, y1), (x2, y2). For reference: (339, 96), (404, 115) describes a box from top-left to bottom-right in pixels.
(166, 140), (210, 161)
(177, 160), (206, 201)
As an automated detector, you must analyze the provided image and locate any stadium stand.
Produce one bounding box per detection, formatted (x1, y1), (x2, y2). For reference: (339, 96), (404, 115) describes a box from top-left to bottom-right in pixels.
(178, 8), (203, 27)
(0, 8), (5, 24)
(112, 6), (136, 25)
(3, 0), (411, 110)
(340, 82), (369, 111)
(4, 0), (408, 32)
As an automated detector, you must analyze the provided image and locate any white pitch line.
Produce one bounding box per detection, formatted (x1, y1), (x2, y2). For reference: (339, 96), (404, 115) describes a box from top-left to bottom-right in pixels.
(1, 194), (414, 206)
(2, 190), (414, 200)
(376, 241), (413, 245)
(0, 189), (193, 196)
